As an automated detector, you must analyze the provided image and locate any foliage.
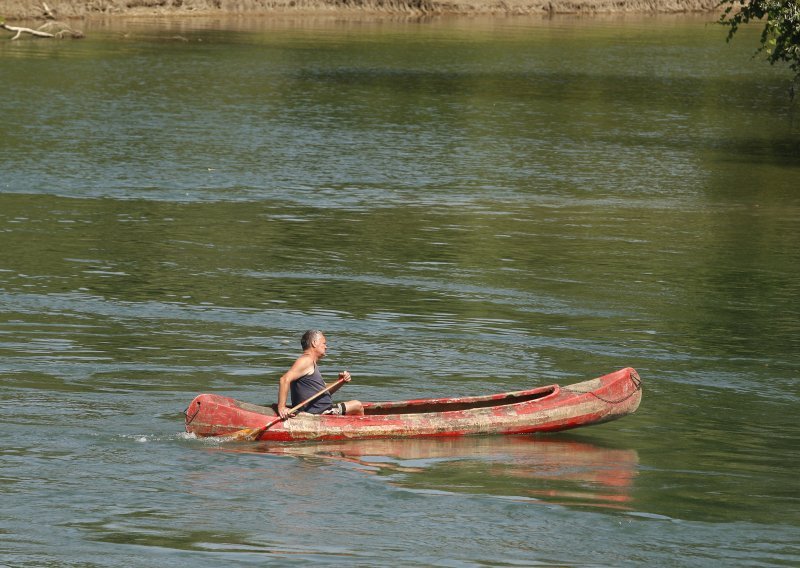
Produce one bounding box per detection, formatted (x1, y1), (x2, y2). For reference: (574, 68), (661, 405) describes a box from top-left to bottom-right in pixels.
(719, 0), (800, 95)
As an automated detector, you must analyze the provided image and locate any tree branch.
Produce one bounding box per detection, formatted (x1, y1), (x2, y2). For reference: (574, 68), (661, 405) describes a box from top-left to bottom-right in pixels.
(1, 22), (84, 40)
(1, 23), (55, 40)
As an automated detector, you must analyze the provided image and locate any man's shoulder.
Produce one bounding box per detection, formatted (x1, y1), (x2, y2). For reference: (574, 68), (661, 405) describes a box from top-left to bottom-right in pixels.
(292, 353), (315, 376)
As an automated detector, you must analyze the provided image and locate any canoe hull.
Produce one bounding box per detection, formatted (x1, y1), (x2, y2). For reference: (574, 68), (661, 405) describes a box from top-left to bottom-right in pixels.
(184, 367), (642, 442)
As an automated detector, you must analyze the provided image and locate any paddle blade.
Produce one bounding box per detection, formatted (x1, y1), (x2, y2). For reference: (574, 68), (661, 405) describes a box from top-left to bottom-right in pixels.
(222, 414), (283, 441)
(223, 427), (263, 442)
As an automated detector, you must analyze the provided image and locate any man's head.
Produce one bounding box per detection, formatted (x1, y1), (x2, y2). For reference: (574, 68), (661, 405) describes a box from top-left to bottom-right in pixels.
(301, 329), (325, 354)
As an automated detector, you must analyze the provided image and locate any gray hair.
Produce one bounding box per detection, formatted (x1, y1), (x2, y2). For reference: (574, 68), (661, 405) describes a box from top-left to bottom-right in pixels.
(301, 329), (323, 350)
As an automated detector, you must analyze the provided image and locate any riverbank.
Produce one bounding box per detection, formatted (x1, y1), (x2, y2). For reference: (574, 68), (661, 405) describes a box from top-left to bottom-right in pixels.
(1, 0), (721, 22)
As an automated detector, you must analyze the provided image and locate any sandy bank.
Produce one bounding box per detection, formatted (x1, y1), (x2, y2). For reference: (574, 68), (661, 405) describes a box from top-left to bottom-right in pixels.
(1, 0), (722, 21)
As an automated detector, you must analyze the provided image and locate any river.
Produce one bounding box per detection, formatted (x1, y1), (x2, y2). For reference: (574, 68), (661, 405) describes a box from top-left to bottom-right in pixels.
(1, 14), (799, 567)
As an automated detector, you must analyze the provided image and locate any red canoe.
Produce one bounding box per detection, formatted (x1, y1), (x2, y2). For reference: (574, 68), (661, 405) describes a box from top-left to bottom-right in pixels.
(184, 367), (642, 442)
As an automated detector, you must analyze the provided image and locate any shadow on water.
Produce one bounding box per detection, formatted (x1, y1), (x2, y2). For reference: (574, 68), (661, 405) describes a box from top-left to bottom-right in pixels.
(216, 435), (639, 513)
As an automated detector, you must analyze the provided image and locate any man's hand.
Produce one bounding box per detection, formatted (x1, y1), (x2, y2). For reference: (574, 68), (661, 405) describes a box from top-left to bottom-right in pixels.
(338, 370), (351, 382)
(277, 405), (292, 419)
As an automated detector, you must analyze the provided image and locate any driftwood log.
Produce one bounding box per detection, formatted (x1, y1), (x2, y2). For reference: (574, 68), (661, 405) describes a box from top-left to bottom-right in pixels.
(1, 24), (54, 39)
(1, 22), (83, 40)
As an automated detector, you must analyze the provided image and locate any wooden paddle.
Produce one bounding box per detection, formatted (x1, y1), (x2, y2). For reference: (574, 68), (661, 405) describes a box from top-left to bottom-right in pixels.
(226, 377), (347, 442)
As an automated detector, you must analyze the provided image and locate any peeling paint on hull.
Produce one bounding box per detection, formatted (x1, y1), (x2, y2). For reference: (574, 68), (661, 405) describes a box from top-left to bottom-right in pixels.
(184, 367), (642, 441)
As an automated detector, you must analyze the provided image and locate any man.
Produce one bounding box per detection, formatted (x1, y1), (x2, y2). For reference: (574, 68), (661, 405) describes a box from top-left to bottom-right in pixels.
(277, 330), (364, 419)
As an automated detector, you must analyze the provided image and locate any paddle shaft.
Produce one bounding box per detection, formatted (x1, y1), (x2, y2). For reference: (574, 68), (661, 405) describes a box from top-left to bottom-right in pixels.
(252, 377), (347, 437)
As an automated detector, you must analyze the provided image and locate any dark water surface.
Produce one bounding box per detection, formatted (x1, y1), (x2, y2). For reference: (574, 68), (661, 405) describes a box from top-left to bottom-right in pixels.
(1, 14), (799, 566)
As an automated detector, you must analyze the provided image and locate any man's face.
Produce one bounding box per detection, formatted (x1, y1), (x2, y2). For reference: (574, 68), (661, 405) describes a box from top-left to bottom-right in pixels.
(314, 335), (328, 358)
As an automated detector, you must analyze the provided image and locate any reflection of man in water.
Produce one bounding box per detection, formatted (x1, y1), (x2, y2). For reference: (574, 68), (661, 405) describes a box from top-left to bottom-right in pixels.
(277, 329), (364, 419)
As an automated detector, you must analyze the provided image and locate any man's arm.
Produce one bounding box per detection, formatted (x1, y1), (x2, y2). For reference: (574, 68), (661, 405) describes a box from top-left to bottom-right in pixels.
(277, 355), (314, 419)
(326, 370), (351, 395)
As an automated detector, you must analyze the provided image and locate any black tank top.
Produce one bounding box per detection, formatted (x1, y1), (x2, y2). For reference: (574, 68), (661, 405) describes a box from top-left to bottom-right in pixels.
(290, 364), (332, 414)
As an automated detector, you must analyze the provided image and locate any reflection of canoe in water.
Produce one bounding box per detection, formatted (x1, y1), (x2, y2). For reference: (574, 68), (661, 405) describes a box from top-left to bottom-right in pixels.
(263, 435), (640, 486)
(223, 435), (641, 510)
(184, 367), (642, 442)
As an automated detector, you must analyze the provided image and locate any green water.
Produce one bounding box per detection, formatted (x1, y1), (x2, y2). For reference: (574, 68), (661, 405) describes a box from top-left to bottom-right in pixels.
(1, 14), (799, 566)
